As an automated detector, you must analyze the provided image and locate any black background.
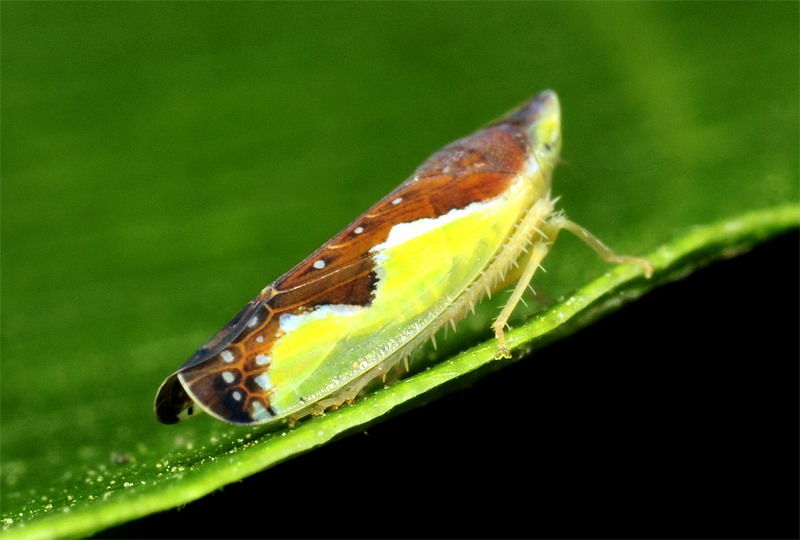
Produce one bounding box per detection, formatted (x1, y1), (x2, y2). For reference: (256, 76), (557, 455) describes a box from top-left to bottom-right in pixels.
(103, 231), (799, 539)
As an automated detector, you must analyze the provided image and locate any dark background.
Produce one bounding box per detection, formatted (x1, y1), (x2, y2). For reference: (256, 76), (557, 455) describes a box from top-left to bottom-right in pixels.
(103, 233), (798, 539)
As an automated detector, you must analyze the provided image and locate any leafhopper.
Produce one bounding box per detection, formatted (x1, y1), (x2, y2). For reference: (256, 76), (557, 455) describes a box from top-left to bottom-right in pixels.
(155, 90), (652, 426)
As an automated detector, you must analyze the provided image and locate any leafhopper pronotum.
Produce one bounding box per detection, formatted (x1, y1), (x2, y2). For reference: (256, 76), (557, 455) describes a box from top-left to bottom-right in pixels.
(155, 90), (652, 426)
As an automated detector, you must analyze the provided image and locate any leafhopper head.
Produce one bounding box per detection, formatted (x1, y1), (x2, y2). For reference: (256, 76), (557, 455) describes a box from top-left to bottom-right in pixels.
(498, 90), (561, 194)
(527, 90), (562, 170)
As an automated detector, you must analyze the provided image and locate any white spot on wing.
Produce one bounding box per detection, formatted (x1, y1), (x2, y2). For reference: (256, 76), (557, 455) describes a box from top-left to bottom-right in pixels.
(392, 197), (403, 205)
(313, 259), (326, 269)
(255, 354), (271, 365)
(222, 371), (235, 384)
(221, 350), (235, 363)
(232, 391), (242, 401)
(247, 316), (259, 328)
(251, 401), (270, 420)
(254, 374), (273, 391)
(354, 226), (364, 234)
(256, 336), (264, 343)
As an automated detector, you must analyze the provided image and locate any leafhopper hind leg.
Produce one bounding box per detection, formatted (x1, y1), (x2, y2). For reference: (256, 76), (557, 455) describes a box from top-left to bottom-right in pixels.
(552, 216), (654, 279)
(492, 215), (652, 359)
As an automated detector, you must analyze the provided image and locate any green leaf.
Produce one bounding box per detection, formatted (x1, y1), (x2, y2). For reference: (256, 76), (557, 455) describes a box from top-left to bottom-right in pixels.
(2, 2), (797, 538)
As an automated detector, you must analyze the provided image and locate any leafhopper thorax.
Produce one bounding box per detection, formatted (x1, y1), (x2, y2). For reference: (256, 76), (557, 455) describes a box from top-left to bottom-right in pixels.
(155, 90), (652, 426)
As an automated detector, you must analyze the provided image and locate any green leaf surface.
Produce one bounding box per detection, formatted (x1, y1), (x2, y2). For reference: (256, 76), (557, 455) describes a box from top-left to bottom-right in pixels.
(2, 3), (797, 538)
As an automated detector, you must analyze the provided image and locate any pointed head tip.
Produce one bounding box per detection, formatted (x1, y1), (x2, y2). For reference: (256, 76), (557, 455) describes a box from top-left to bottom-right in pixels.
(499, 90), (561, 129)
(515, 90), (562, 163)
(535, 89), (558, 102)
(530, 89), (560, 122)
